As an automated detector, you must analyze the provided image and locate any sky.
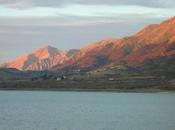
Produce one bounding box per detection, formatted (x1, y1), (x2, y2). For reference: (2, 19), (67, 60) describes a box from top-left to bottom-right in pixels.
(0, 0), (175, 63)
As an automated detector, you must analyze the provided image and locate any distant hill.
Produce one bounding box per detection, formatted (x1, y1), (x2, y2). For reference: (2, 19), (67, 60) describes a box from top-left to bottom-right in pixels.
(139, 56), (175, 80)
(0, 46), (69, 71)
(53, 16), (175, 70)
(0, 68), (25, 80)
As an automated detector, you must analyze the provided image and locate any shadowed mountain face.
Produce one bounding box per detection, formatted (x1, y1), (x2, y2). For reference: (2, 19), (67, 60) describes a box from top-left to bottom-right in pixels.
(66, 49), (79, 58)
(1, 17), (175, 71)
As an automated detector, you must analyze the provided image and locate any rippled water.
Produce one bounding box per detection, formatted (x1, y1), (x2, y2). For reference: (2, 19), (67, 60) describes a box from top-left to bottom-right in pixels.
(0, 91), (175, 130)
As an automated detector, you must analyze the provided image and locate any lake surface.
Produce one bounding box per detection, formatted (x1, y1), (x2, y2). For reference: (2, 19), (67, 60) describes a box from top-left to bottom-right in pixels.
(0, 91), (175, 130)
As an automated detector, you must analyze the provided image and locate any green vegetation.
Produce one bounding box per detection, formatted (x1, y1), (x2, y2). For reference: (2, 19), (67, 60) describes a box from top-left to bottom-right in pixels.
(0, 57), (175, 92)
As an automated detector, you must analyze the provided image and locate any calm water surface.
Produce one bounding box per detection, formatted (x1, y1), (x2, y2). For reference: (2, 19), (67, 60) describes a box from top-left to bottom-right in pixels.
(0, 91), (175, 130)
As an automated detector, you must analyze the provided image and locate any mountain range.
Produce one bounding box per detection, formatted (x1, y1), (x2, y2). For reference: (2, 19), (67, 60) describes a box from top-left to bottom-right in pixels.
(1, 16), (175, 71)
(0, 46), (79, 71)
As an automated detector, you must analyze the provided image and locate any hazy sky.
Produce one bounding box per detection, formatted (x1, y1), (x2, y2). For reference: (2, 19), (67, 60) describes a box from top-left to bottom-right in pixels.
(0, 0), (175, 63)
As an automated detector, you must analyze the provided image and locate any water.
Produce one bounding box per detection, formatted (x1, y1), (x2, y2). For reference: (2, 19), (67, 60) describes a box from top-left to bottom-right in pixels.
(0, 91), (175, 130)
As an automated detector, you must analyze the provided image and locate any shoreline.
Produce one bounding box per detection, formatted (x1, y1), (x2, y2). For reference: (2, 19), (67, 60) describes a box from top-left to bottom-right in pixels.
(0, 88), (175, 93)
(0, 80), (175, 93)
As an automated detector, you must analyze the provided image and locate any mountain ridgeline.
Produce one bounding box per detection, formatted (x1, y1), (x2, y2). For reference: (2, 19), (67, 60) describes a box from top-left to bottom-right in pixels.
(0, 46), (79, 71)
(1, 17), (175, 71)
